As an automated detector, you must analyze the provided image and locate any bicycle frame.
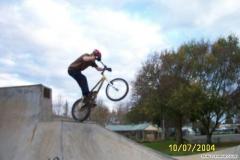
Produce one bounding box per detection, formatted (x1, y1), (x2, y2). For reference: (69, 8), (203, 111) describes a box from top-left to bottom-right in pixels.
(89, 61), (119, 95)
(90, 74), (107, 93)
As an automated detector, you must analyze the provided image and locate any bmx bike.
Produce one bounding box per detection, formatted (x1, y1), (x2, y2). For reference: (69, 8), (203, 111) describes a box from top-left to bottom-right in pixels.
(71, 62), (129, 122)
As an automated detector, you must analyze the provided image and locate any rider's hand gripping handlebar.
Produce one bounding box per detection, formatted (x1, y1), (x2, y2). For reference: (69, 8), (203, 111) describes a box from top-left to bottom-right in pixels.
(106, 67), (112, 72)
(100, 61), (112, 74)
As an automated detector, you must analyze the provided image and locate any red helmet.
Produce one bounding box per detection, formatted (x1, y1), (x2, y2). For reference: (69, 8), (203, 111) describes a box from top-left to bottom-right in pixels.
(93, 49), (101, 61)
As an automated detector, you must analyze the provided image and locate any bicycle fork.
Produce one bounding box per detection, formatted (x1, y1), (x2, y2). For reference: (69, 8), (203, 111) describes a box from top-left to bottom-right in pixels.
(104, 77), (119, 92)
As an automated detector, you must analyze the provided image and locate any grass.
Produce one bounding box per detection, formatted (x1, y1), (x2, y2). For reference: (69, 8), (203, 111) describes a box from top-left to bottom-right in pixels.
(141, 139), (240, 156)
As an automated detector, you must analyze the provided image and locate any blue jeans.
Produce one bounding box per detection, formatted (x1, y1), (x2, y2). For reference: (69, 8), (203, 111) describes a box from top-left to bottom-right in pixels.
(68, 70), (89, 96)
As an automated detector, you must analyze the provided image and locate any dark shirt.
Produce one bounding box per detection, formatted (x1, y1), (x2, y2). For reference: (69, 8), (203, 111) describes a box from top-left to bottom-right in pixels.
(68, 53), (98, 71)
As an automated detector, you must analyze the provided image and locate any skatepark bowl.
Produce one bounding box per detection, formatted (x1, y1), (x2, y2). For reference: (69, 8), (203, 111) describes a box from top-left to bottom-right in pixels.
(0, 84), (174, 160)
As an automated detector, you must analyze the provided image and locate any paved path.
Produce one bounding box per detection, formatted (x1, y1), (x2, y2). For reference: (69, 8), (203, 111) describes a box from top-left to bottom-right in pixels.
(175, 146), (240, 160)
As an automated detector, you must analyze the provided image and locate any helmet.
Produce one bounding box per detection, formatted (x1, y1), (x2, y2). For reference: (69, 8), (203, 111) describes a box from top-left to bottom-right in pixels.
(92, 49), (101, 61)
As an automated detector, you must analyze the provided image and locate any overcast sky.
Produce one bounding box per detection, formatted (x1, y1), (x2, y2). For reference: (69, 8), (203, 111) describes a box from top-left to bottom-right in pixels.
(1, 0), (240, 109)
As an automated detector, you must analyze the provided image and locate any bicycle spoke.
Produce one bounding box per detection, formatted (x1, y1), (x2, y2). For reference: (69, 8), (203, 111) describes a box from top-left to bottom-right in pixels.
(71, 99), (91, 122)
(106, 78), (129, 101)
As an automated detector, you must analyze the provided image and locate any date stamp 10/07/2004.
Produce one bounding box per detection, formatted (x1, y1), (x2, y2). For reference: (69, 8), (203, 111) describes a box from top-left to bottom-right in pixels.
(169, 144), (216, 152)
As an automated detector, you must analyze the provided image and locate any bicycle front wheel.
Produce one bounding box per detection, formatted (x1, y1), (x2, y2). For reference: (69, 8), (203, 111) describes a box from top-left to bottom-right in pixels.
(106, 78), (129, 101)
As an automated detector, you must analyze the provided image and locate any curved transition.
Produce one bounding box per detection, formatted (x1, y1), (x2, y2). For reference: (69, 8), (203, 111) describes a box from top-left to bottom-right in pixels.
(0, 84), (174, 160)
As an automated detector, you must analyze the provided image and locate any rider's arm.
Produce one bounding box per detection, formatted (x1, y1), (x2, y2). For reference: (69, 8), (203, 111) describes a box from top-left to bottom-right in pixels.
(95, 67), (104, 71)
(82, 55), (103, 71)
(82, 55), (95, 61)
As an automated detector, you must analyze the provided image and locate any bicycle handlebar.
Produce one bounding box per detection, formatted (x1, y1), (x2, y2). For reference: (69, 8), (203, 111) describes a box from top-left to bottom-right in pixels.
(99, 61), (112, 74)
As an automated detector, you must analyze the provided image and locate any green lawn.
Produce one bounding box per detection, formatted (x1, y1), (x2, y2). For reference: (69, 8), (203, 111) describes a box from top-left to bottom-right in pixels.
(142, 140), (240, 156)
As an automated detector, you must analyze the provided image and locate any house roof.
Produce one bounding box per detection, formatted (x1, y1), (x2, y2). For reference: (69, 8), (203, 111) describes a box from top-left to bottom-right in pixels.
(106, 123), (159, 132)
(145, 125), (159, 131)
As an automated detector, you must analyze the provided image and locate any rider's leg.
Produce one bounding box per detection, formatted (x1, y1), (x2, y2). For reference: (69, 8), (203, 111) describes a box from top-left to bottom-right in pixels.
(68, 70), (90, 97)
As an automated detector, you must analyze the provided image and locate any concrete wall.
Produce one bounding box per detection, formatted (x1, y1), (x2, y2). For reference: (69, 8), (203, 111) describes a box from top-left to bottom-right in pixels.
(0, 84), (52, 122)
(0, 84), (53, 160)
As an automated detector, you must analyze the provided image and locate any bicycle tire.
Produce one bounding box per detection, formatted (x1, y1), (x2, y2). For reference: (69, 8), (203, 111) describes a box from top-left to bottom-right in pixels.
(71, 98), (91, 122)
(106, 78), (129, 101)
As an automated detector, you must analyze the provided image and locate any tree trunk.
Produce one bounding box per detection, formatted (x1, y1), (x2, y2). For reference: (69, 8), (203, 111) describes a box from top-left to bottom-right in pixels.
(175, 115), (183, 144)
(161, 118), (166, 140)
(206, 133), (212, 144)
(225, 113), (233, 124)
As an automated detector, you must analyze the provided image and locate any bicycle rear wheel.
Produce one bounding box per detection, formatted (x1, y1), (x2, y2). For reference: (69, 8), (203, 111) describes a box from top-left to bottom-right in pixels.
(106, 78), (129, 101)
(71, 98), (91, 122)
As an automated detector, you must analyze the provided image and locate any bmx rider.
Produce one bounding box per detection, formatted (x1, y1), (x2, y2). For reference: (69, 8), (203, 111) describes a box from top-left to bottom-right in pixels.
(68, 49), (104, 102)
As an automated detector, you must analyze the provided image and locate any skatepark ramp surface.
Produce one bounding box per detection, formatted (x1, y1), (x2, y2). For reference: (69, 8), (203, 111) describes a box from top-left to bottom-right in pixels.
(0, 84), (174, 160)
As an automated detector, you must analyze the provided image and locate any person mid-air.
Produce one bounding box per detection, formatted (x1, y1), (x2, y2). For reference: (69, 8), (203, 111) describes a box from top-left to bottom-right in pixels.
(68, 49), (104, 103)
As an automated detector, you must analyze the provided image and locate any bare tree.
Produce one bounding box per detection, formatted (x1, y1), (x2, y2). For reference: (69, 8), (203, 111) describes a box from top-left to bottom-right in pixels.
(90, 99), (110, 126)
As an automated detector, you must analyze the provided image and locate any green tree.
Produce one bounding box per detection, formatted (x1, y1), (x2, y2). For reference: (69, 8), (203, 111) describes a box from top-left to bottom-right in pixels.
(129, 35), (240, 144)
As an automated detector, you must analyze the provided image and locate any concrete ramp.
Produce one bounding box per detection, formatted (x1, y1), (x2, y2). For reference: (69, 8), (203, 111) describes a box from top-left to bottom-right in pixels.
(0, 85), (52, 160)
(63, 122), (174, 160)
(0, 85), (174, 160)
(25, 121), (173, 160)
